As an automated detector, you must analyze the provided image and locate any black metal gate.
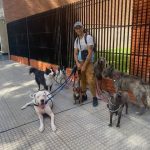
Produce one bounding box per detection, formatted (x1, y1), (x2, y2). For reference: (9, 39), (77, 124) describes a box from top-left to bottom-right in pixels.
(7, 0), (150, 83)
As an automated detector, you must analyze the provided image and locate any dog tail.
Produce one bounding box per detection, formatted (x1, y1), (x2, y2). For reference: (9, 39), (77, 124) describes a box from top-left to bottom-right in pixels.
(29, 67), (38, 75)
(143, 84), (150, 108)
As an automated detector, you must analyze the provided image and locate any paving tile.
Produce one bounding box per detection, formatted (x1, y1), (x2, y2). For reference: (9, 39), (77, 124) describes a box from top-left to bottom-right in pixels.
(0, 128), (31, 150)
(21, 122), (70, 150)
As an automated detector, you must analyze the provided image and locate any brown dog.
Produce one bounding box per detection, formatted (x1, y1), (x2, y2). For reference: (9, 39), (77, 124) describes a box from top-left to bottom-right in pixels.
(107, 91), (129, 127)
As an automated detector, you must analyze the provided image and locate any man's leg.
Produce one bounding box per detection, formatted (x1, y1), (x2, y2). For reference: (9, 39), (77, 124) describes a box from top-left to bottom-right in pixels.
(86, 63), (98, 107)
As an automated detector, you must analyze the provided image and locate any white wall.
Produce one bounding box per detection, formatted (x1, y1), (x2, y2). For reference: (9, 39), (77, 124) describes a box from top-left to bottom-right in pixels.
(0, 0), (9, 54)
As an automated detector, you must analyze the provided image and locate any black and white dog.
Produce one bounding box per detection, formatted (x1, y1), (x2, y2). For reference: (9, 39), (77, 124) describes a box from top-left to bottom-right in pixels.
(44, 68), (56, 91)
(29, 67), (55, 91)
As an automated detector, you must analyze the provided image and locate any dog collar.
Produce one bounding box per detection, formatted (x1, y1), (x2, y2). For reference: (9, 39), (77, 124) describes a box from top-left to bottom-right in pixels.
(34, 104), (39, 106)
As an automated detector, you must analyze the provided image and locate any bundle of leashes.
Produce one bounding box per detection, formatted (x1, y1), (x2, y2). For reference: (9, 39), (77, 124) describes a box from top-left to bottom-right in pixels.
(45, 65), (77, 104)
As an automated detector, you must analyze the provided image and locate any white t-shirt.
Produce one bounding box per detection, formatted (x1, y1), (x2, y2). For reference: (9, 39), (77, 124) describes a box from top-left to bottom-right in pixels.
(74, 34), (94, 62)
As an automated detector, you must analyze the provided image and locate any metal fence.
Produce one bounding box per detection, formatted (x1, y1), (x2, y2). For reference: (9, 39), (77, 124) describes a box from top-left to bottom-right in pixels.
(7, 0), (150, 83)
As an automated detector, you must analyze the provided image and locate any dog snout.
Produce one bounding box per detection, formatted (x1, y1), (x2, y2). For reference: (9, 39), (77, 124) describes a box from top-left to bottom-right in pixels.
(41, 99), (45, 104)
(100, 60), (103, 64)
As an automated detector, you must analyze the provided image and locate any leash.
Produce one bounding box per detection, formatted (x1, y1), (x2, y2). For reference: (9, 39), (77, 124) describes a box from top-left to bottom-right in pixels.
(49, 65), (77, 95)
(108, 105), (122, 113)
(45, 65), (77, 104)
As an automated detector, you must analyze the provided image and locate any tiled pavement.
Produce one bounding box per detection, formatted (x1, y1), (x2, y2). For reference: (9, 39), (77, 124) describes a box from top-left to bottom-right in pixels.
(0, 59), (150, 150)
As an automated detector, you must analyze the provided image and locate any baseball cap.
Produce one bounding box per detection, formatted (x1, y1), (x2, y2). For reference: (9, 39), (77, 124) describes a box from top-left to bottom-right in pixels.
(74, 21), (83, 28)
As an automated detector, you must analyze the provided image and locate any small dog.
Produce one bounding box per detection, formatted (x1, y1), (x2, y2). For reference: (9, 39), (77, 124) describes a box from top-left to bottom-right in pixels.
(21, 90), (56, 132)
(29, 67), (48, 90)
(73, 81), (82, 104)
(107, 91), (128, 127)
(103, 65), (149, 114)
(55, 66), (66, 84)
(44, 68), (56, 91)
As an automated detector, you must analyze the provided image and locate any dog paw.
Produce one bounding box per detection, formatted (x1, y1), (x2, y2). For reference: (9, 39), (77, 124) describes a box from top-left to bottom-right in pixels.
(21, 106), (26, 110)
(39, 126), (44, 132)
(108, 124), (112, 127)
(51, 125), (57, 132)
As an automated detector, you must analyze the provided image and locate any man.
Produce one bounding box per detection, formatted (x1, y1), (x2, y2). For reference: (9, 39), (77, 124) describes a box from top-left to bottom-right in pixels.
(74, 21), (98, 107)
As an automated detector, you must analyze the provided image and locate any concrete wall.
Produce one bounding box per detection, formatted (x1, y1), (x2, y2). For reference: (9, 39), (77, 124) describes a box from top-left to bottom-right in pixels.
(0, 0), (9, 54)
(0, 19), (9, 54)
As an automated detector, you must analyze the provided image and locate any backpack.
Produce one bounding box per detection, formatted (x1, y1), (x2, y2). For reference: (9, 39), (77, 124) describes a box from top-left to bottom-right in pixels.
(76, 33), (97, 53)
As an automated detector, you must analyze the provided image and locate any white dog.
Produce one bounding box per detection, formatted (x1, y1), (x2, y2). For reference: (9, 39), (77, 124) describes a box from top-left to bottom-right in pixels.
(21, 90), (56, 132)
(55, 66), (66, 84)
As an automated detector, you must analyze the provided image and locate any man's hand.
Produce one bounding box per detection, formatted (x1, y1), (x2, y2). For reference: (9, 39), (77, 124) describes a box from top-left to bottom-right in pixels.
(77, 63), (81, 70)
(81, 64), (86, 72)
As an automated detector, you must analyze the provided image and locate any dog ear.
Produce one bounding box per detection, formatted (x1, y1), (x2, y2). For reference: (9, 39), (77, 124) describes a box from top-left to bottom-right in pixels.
(30, 93), (36, 99)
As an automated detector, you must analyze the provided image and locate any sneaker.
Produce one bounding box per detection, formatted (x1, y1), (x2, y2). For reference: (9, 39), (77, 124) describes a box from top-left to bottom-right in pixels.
(82, 94), (87, 102)
(93, 97), (98, 107)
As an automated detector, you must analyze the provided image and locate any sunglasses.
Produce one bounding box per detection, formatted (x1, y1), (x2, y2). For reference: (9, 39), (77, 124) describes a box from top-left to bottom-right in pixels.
(74, 26), (82, 29)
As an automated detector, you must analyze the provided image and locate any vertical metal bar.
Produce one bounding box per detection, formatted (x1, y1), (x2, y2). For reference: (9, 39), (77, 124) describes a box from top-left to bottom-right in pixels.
(68, 4), (71, 67)
(103, 0), (107, 58)
(89, 0), (92, 34)
(106, 0), (110, 61)
(144, 1), (149, 82)
(71, 3), (74, 67)
(142, 6), (148, 81)
(26, 18), (30, 65)
(98, 0), (101, 58)
(115, 0), (120, 69)
(109, 0), (113, 64)
(101, 0), (104, 57)
(121, 0), (128, 72)
(131, 0), (140, 76)
(66, 5), (68, 66)
(70, 4), (73, 67)
(80, 0), (83, 24)
(125, 0), (132, 73)
(93, 0), (95, 37)
(72, 2), (76, 67)
(136, 0), (144, 77)
(112, 0), (117, 67)
(95, 0), (98, 60)
(118, 0), (124, 70)
(84, 0), (87, 30)
(87, 0), (90, 31)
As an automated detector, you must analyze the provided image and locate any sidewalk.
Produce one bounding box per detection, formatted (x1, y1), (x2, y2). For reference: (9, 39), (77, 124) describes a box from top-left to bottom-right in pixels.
(0, 59), (150, 150)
